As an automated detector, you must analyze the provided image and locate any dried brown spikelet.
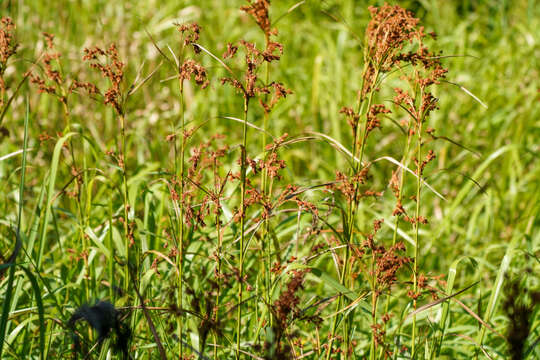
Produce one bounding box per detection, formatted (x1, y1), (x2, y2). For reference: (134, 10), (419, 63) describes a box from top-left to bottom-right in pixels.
(265, 133), (288, 151)
(340, 106), (360, 133)
(42, 52), (62, 84)
(261, 41), (283, 62)
(0, 17), (17, 108)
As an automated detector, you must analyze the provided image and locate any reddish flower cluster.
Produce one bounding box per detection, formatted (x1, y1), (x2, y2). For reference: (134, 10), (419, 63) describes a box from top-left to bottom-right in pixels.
(262, 152), (286, 179)
(265, 133), (289, 151)
(0, 17), (17, 66)
(262, 81), (292, 113)
(118, 214), (135, 248)
(42, 32), (54, 49)
(221, 39), (290, 113)
(177, 22), (201, 52)
(221, 40), (280, 98)
(83, 44), (124, 114)
(339, 106), (360, 135)
(176, 22), (211, 91)
(414, 149), (436, 176)
(407, 273), (445, 301)
(330, 167), (379, 204)
(372, 242), (411, 291)
(70, 80), (99, 95)
(236, 147), (288, 221)
(26, 33), (65, 97)
(222, 43), (238, 59)
(366, 4), (423, 71)
(240, 0), (276, 38)
(179, 59), (209, 89)
(366, 104), (391, 134)
(27, 72), (55, 94)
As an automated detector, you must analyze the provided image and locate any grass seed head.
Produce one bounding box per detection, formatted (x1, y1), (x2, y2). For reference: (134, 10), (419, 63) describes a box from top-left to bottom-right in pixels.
(240, 0), (276, 39)
(0, 17), (17, 68)
(83, 44), (124, 114)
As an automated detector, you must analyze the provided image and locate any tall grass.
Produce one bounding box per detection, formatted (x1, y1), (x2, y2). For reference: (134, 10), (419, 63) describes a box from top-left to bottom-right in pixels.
(0, 1), (539, 359)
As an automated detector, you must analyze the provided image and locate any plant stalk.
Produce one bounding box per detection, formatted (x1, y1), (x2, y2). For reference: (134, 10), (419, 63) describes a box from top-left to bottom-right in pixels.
(236, 96), (250, 359)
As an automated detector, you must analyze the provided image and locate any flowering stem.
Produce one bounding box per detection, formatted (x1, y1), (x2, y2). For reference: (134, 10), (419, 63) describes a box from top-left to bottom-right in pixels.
(213, 163), (223, 360)
(411, 111), (423, 357)
(61, 99), (89, 298)
(356, 77), (378, 360)
(369, 264), (378, 360)
(177, 78), (186, 359)
(262, 59), (272, 329)
(236, 96), (250, 360)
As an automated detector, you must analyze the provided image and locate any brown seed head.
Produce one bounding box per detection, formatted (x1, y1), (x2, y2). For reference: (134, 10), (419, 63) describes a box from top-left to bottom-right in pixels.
(0, 17), (17, 66)
(176, 22), (201, 53)
(240, 0), (277, 38)
(83, 44), (124, 114)
(179, 59), (209, 89)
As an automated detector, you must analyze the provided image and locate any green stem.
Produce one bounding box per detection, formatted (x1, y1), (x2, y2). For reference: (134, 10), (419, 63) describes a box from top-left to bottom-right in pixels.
(213, 160), (223, 360)
(411, 115), (423, 358)
(236, 96), (249, 359)
(119, 113), (130, 294)
(381, 134), (412, 359)
(262, 51), (272, 329)
(177, 78), (186, 358)
(369, 273), (378, 360)
(108, 198), (114, 302)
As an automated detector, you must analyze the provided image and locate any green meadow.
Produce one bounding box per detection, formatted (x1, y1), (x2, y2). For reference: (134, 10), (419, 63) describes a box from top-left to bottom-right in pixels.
(0, 1), (538, 359)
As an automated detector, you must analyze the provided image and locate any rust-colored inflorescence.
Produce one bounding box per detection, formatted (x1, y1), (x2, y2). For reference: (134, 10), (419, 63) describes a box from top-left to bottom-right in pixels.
(83, 43), (124, 114)
(179, 59), (209, 89)
(220, 25), (290, 112)
(0, 17), (17, 67)
(240, 0), (276, 39)
(177, 22), (200, 51)
(177, 23), (209, 88)
(26, 33), (67, 100)
(0, 16), (18, 112)
(366, 4), (423, 71)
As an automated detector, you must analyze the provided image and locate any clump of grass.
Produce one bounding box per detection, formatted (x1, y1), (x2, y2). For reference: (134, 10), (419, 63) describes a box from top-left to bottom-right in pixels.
(323, 4), (448, 358)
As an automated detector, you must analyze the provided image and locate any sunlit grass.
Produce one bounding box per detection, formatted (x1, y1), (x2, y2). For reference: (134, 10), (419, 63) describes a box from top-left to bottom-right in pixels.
(0, 1), (538, 359)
